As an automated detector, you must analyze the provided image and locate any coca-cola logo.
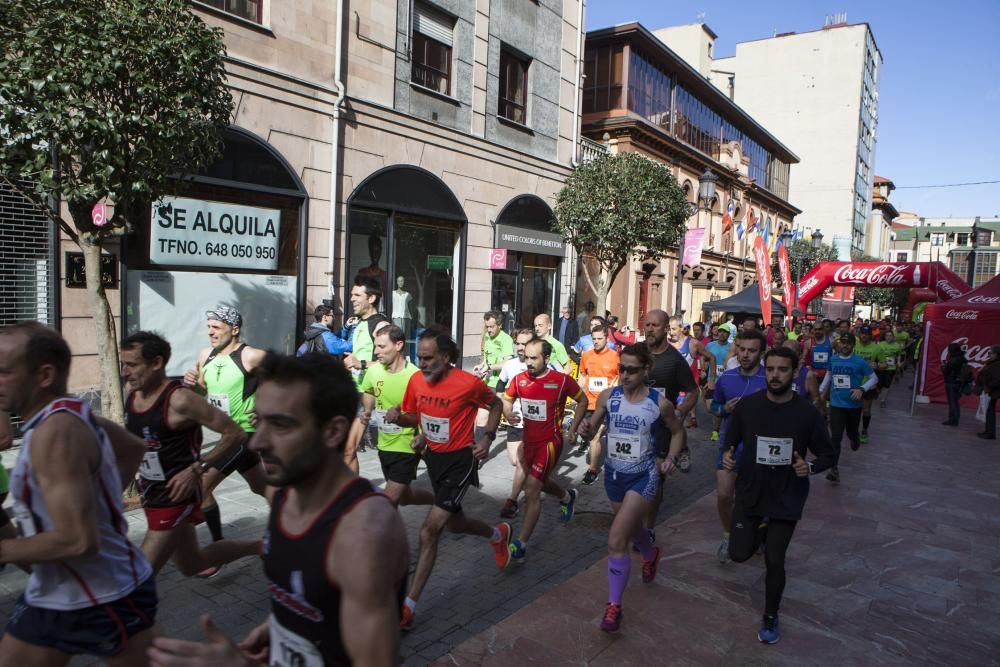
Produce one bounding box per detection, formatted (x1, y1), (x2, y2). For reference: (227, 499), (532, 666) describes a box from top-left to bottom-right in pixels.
(969, 295), (1000, 304)
(832, 263), (910, 286)
(946, 310), (978, 320)
(754, 245), (771, 299)
(800, 275), (819, 296)
(941, 336), (993, 369)
(938, 280), (963, 299)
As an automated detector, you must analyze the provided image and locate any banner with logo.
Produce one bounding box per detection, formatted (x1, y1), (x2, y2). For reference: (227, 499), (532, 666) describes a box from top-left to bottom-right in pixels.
(796, 261), (970, 307)
(777, 242), (794, 315)
(753, 235), (773, 325)
(682, 228), (706, 266)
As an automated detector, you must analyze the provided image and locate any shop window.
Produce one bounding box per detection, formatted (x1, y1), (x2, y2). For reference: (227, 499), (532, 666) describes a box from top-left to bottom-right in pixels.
(197, 0), (264, 24)
(412, 3), (454, 95)
(499, 49), (529, 125)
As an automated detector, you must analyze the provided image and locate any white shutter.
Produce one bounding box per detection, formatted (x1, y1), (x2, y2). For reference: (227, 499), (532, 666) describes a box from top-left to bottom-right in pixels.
(414, 3), (454, 46)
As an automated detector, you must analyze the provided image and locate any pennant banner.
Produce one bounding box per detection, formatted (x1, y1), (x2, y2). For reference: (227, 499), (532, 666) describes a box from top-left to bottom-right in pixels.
(753, 235), (773, 325)
(777, 242), (794, 315)
(683, 228), (706, 266)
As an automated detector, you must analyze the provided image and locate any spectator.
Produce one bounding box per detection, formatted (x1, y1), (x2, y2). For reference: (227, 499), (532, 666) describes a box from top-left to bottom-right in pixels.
(556, 304), (581, 354)
(976, 345), (1000, 440)
(298, 304), (351, 356)
(607, 315), (636, 347)
(942, 342), (973, 426)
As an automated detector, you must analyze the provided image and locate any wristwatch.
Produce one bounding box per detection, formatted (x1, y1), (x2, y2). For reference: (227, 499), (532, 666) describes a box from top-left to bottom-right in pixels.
(807, 461), (816, 475)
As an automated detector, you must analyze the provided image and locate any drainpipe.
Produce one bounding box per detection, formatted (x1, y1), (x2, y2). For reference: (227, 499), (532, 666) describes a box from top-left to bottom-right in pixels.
(570, 0), (584, 167)
(327, 0), (347, 303)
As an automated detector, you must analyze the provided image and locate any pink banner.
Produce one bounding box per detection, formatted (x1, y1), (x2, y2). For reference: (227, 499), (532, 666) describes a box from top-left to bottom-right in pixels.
(682, 228), (706, 266)
(753, 236), (773, 325)
(777, 243), (794, 315)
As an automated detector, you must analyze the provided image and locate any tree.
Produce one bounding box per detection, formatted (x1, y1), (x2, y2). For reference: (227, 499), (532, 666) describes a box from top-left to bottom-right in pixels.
(850, 250), (908, 312)
(0, 0), (233, 422)
(553, 152), (689, 314)
(773, 239), (840, 286)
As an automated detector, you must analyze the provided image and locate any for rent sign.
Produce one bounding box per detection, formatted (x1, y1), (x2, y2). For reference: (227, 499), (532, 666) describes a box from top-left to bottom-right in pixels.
(150, 196), (281, 271)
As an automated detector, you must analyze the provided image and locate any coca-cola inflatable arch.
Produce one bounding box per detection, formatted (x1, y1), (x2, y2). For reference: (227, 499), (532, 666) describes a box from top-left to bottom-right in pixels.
(796, 261), (970, 309)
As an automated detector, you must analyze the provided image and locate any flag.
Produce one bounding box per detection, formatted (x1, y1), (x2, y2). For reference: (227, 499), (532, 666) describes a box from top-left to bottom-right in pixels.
(746, 207), (758, 234)
(766, 216), (776, 251)
(735, 206), (746, 241)
(721, 198), (735, 232)
(761, 216), (770, 248)
(683, 228), (706, 265)
(777, 241), (794, 315)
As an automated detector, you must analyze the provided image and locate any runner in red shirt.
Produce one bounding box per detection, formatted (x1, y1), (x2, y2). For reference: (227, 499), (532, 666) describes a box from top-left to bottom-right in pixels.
(384, 326), (512, 631)
(503, 338), (587, 562)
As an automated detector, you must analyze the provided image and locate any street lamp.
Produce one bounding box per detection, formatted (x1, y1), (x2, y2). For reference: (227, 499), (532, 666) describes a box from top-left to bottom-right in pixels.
(676, 169), (717, 317)
(811, 228), (824, 249)
(967, 216), (980, 287)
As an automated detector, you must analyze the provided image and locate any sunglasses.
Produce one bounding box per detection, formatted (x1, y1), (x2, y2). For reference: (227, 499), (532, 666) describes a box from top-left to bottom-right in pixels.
(618, 364), (644, 375)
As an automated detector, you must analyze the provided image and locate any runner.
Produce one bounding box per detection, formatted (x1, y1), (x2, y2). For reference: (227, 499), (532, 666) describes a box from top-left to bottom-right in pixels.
(877, 330), (902, 407)
(710, 329), (768, 563)
(122, 332), (261, 575)
(722, 346), (835, 644)
(183, 305), (268, 577)
(692, 321), (711, 347)
(819, 332), (878, 483)
(791, 346), (823, 410)
(705, 327), (732, 442)
(771, 327), (787, 350)
(577, 326), (620, 485)
(893, 323), (911, 376)
(532, 313), (571, 369)
(384, 326), (513, 630)
(807, 321), (833, 384)
(573, 315), (619, 355)
(578, 343), (684, 633)
(502, 339), (587, 562)
(852, 326), (882, 444)
(495, 328), (536, 518)
(669, 316), (716, 429)
(473, 311), (514, 436)
(359, 325), (435, 508)
(0, 411), (17, 550)
(149, 351), (409, 666)
(0, 322), (156, 665)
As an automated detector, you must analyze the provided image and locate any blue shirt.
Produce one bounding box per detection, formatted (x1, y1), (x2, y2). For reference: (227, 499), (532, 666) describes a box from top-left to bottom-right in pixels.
(706, 341), (731, 378)
(711, 365), (767, 449)
(827, 354), (874, 409)
(810, 337), (832, 371)
(573, 334), (618, 355)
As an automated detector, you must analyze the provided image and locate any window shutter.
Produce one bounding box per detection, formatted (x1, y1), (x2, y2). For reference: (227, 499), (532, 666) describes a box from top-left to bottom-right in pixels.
(414, 3), (453, 47)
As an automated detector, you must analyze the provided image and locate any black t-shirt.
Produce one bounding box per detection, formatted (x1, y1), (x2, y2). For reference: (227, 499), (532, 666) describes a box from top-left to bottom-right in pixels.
(647, 344), (697, 405)
(725, 391), (835, 521)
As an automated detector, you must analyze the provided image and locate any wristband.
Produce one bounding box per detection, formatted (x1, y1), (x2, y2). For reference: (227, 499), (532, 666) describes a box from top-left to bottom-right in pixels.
(484, 431), (496, 441)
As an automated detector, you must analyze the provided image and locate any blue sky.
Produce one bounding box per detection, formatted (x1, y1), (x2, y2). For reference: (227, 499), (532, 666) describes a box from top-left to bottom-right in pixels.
(586, 0), (1000, 219)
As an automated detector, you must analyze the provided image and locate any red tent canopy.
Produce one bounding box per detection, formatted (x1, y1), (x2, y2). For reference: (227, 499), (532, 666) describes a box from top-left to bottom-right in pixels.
(919, 274), (1000, 403)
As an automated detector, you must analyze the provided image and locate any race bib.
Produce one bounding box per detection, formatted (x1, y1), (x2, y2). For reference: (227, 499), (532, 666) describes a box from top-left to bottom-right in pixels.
(608, 434), (641, 463)
(833, 374), (851, 389)
(813, 351), (829, 364)
(420, 414), (450, 444)
(886, 357), (897, 369)
(207, 393), (231, 415)
(270, 616), (323, 667)
(756, 436), (793, 466)
(589, 377), (608, 392)
(139, 451), (166, 481)
(13, 503), (37, 538)
(715, 364), (724, 376)
(521, 399), (548, 422)
(374, 409), (402, 434)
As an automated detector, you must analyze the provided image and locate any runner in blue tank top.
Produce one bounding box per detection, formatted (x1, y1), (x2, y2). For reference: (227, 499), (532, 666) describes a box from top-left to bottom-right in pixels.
(819, 332), (877, 484)
(579, 344), (684, 634)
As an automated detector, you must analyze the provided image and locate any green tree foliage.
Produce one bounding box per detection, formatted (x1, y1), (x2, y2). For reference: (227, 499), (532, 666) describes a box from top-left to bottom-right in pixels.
(554, 153), (689, 314)
(772, 238), (840, 285)
(850, 250), (908, 310)
(0, 0), (233, 421)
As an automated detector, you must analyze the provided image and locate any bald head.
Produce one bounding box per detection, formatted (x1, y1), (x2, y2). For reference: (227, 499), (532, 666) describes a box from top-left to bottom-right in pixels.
(645, 309), (668, 327)
(533, 313), (552, 337)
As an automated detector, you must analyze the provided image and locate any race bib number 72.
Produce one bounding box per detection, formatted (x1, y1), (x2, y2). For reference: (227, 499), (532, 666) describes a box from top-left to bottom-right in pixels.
(756, 436), (793, 466)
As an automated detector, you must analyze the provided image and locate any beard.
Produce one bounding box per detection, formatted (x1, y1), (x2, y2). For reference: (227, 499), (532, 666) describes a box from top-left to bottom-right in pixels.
(768, 377), (794, 396)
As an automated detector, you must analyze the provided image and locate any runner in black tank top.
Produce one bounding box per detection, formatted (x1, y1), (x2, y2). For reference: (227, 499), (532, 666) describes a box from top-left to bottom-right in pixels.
(265, 478), (405, 665)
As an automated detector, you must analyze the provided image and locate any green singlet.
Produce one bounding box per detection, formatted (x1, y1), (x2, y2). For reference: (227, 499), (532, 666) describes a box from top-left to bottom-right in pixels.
(880, 341), (902, 370)
(359, 361), (420, 453)
(483, 330), (514, 388)
(202, 344), (257, 432)
(854, 341), (881, 366)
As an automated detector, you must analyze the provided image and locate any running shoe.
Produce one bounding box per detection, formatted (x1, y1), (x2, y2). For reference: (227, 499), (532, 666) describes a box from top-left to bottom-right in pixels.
(197, 565), (221, 579)
(641, 546), (661, 583)
(717, 537), (730, 564)
(850, 438), (861, 451)
(400, 604), (415, 631)
(573, 442), (589, 457)
(678, 451), (691, 473)
(491, 522), (513, 569)
(687, 415), (698, 429)
(860, 432), (869, 445)
(711, 430), (719, 441)
(559, 488), (578, 523)
(582, 468), (600, 486)
(826, 467), (840, 483)
(600, 603), (623, 632)
(509, 539), (527, 564)
(757, 614), (780, 644)
(500, 498), (519, 519)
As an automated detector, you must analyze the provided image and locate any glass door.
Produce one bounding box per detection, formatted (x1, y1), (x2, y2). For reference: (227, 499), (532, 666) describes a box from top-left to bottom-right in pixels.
(519, 254), (559, 328)
(491, 271), (518, 332)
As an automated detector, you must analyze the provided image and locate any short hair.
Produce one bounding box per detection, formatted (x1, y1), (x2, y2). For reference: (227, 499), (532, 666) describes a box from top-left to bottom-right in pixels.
(484, 310), (502, 323)
(668, 316), (682, 327)
(734, 329), (767, 350)
(418, 325), (459, 364)
(619, 343), (652, 368)
(255, 352), (357, 431)
(589, 315), (607, 326)
(313, 304), (333, 322)
(512, 327), (534, 340)
(525, 337), (552, 358)
(764, 346), (799, 370)
(534, 313), (552, 326)
(122, 331), (172, 366)
(822, 318), (834, 326)
(590, 325), (608, 336)
(1, 322), (71, 385)
(352, 275), (382, 304)
(693, 321), (705, 329)
(840, 332), (857, 345)
(375, 324), (406, 345)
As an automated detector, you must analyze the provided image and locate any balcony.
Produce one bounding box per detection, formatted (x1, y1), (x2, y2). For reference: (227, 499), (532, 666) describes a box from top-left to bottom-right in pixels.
(579, 137), (609, 163)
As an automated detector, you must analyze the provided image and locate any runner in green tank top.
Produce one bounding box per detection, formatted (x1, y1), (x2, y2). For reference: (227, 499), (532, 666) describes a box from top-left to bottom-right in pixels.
(852, 326), (882, 445)
(359, 325), (435, 508)
(343, 276), (389, 475)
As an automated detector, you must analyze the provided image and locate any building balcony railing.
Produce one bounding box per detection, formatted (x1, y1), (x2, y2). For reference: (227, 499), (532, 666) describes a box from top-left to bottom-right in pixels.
(579, 137), (609, 163)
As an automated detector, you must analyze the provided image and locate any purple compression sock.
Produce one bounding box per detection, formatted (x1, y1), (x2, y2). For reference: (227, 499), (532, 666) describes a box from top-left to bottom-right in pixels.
(632, 527), (656, 561)
(608, 555), (631, 604)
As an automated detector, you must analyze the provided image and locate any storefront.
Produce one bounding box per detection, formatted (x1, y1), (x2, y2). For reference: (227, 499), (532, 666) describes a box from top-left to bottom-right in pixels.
(345, 166), (467, 356)
(123, 127), (307, 375)
(489, 195), (564, 331)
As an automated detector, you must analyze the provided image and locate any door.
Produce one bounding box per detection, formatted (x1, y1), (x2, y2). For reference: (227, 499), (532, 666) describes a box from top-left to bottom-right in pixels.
(520, 254), (558, 328)
(491, 271), (518, 332)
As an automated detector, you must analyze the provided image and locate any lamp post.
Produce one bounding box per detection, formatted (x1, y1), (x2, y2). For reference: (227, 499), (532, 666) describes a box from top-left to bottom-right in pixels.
(676, 169), (717, 317)
(811, 228), (824, 249)
(967, 216), (980, 287)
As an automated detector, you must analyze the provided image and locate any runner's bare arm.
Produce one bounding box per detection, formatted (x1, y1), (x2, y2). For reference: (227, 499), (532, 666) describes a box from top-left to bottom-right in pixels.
(805, 370), (822, 407)
(383, 406), (418, 428)
(241, 345), (267, 373)
(360, 393), (375, 427)
(183, 348), (211, 393)
(97, 416), (149, 490)
(700, 344), (718, 385)
(0, 413), (100, 564)
(0, 410), (13, 450)
(172, 389), (246, 469)
(500, 393), (519, 426)
(579, 389), (610, 439)
(473, 396), (502, 460)
(658, 397), (685, 474)
(567, 388), (588, 437)
(148, 613), (258, 666)
(333, 498), (409, 667)
(677, 385), (700, 416)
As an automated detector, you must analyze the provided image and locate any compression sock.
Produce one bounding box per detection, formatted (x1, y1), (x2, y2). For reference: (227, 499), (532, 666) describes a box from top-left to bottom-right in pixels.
(632, 528), (657, 561)
(608, 556), (631, 605)
(204, 504), (223, 542)
(862, 414), (872, 430)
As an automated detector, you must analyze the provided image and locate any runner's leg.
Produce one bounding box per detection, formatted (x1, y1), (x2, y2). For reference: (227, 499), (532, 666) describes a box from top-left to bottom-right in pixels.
(140, 527), (184, 574)
(761, 519), (797, 617)
(170, 523), (260, 577)
(0, 634), (69, 667)
(106, 627), (159, 667)
(238, 462), (268, 497)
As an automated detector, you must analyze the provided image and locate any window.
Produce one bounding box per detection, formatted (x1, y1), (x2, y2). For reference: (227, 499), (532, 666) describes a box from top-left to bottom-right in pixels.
(627, 50), (671, 128)
(931, 233), (944, 247)
(951, 252), (998, 288)
(582, 44), (625, 113)
(412, 3), (454, 95)
(956, 233), (968, 246)
(499, 49), (529, 124)
(895, 252), (908, 262)
(199, 0), (263, 24)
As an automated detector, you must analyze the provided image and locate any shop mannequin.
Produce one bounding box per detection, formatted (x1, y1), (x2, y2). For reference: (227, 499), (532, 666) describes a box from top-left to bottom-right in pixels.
(392, 276), (416, 334)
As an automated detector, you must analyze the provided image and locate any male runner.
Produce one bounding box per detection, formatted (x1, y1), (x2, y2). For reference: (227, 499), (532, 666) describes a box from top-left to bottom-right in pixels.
(819, 332), (877, 483)
(384, 327), (513, 630)
(579, 343), (684, 633)
(183, 305), (268, 576)
(893, 323), (911, 375)
(573, 315), (619, 355)
(877, 330), (902, 407)
(343, 276), (390, 471)
(722, 346), (835, 644)
(502, 339), (586, 561)
(359, 325), (435, 508)
(710, 329), (768, 563)
(533, 313), (571, 369)
(692, 321), (711, 347)
(642, 310), (698, 533)
(852, 326), (882, 444)
(791, 348), (823, 409)
(577, 326), (620, 484)
(0, 322), (156, 665)
(668, 316), (716, 430)
(496, 328), (535, 518)
(807, 321), (833, 383)
(149, 352), (409, 666)
(473, 311), (514, 436)
(705, 326), (732, 441)
(123, 332), (262, 575)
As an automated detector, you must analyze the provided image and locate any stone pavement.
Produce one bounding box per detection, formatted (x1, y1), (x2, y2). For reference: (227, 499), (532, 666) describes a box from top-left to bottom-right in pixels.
(435, 375), (1000, 666)
(0, 391), (721, 666)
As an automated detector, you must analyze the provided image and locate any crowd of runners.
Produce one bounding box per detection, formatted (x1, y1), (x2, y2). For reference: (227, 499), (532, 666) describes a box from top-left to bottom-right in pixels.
(0, 274), (930, 664)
